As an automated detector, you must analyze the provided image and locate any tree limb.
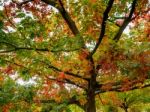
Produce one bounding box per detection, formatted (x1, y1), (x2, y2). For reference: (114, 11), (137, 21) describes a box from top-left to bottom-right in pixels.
(0, 40), (81, 53)
(34, 96), (84, 109)
(41, 61), (89, 81)
(57, 0), (85, 48)
(0, 41), (17, 48)
(57, 0), (79, 35)
(90, 0), (114, 57)
(95, 82), (150, 94)
(12, 0), (85, 48)
(1, 58), (87, 89)
(65, 78), (87, 90)
(46, 76), (87, 90)
(40, 0), (85, 47)
(113, 0), (137, 41)
(0, 46), (80, 53)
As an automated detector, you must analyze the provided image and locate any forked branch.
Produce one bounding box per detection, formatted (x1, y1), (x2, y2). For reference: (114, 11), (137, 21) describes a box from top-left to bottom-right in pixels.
(90, 0), (114, 57)
(57, 0), (85, 48)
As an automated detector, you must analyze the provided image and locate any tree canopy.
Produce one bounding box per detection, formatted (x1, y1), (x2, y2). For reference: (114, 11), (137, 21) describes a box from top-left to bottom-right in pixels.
(0, 0), (150, 112)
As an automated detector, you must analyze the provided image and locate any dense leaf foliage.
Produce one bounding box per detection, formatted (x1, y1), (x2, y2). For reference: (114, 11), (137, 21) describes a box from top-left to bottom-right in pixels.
(0, 0), (150, 112)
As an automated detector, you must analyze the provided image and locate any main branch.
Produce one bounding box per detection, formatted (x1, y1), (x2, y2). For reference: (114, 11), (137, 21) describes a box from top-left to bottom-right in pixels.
(0, 46), (80, 53)
(90, 0), (114, 57)
(46, 76), (87, 90)
(41, 61), (89, 81)
(13, 0), (85, 48)
(34, 96), (84, 109)
(42, 0), (85, 48)
(95, 82), (150, 94)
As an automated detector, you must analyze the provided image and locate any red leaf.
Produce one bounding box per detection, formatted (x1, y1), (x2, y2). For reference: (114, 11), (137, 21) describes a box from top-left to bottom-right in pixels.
(58, 72), (65, 79)
(4, 66), (13, 75)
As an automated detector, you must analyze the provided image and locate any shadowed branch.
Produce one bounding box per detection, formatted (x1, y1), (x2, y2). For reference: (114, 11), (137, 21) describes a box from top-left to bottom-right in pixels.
(95, 82), (150, 94)
(46, 76), (87, 90)
(90, 0), (115, 57)
(113, 0), (138, 41)
(42, 61), (89, 81)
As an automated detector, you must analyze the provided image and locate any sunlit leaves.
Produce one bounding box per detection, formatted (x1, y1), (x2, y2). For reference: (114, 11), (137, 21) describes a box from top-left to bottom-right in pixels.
(0, 21), (3, 29)
(16, 12), (26, 18)
(0, 0), (150, 111)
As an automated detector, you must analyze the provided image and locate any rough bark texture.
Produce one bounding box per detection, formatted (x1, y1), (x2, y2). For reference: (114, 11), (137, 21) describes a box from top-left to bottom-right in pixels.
(86, 89), (96, 111)
(86, 93), (96, 111)
(85, 73), (96, 112)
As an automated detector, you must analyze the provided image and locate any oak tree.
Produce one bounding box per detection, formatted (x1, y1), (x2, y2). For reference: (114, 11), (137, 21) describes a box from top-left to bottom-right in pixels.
(0, 0), (150, 112)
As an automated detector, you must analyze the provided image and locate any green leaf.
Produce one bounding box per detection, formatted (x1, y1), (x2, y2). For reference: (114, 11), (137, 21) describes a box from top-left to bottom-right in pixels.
(0, 21), (3, 29)
(16, 13), (26, 18)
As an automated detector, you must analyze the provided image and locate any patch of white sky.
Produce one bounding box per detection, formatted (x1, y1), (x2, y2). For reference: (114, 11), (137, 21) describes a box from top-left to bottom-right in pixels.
(9, 72), (38, 85)
(0, 0), (58, 33)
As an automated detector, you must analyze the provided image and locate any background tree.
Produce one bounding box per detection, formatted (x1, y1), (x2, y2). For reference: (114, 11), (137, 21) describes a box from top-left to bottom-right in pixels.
(0, 0), (150, 112)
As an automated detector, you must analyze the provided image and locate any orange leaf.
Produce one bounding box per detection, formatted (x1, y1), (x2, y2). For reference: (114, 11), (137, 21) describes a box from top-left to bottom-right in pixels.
(90, 0), (97, 3)
(4, 66), (13, 75)
(79, 49), (89, 60)
(58, 72), (65, 79)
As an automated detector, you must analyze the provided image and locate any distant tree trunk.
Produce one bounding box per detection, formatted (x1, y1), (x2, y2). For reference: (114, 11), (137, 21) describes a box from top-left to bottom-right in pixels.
(85, 74), (96, 112)
(123, 99), (128, 112)
(124, 108), (128, 112)
(121, 102), (128, 112)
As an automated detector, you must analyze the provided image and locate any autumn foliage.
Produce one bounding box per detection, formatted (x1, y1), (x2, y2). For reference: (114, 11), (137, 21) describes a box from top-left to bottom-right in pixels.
(0, 0), (150, 112)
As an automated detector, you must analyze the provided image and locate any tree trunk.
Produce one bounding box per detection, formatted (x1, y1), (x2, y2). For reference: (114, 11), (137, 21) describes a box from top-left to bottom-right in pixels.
(121, 103), (128, 112)
(85, 89), (96, 112)
(85, 74), (96, 112)
(124, 107), (128, 112)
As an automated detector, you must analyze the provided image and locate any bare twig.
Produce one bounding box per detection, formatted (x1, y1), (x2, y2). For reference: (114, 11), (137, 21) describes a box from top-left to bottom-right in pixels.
(98, 94), (104, 105)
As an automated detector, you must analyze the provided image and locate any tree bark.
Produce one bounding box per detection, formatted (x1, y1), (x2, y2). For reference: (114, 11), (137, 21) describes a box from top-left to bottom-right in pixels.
(124, 107), (128, 112)
(85, 90), (96, 112)
(85, 74), (96, 112)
